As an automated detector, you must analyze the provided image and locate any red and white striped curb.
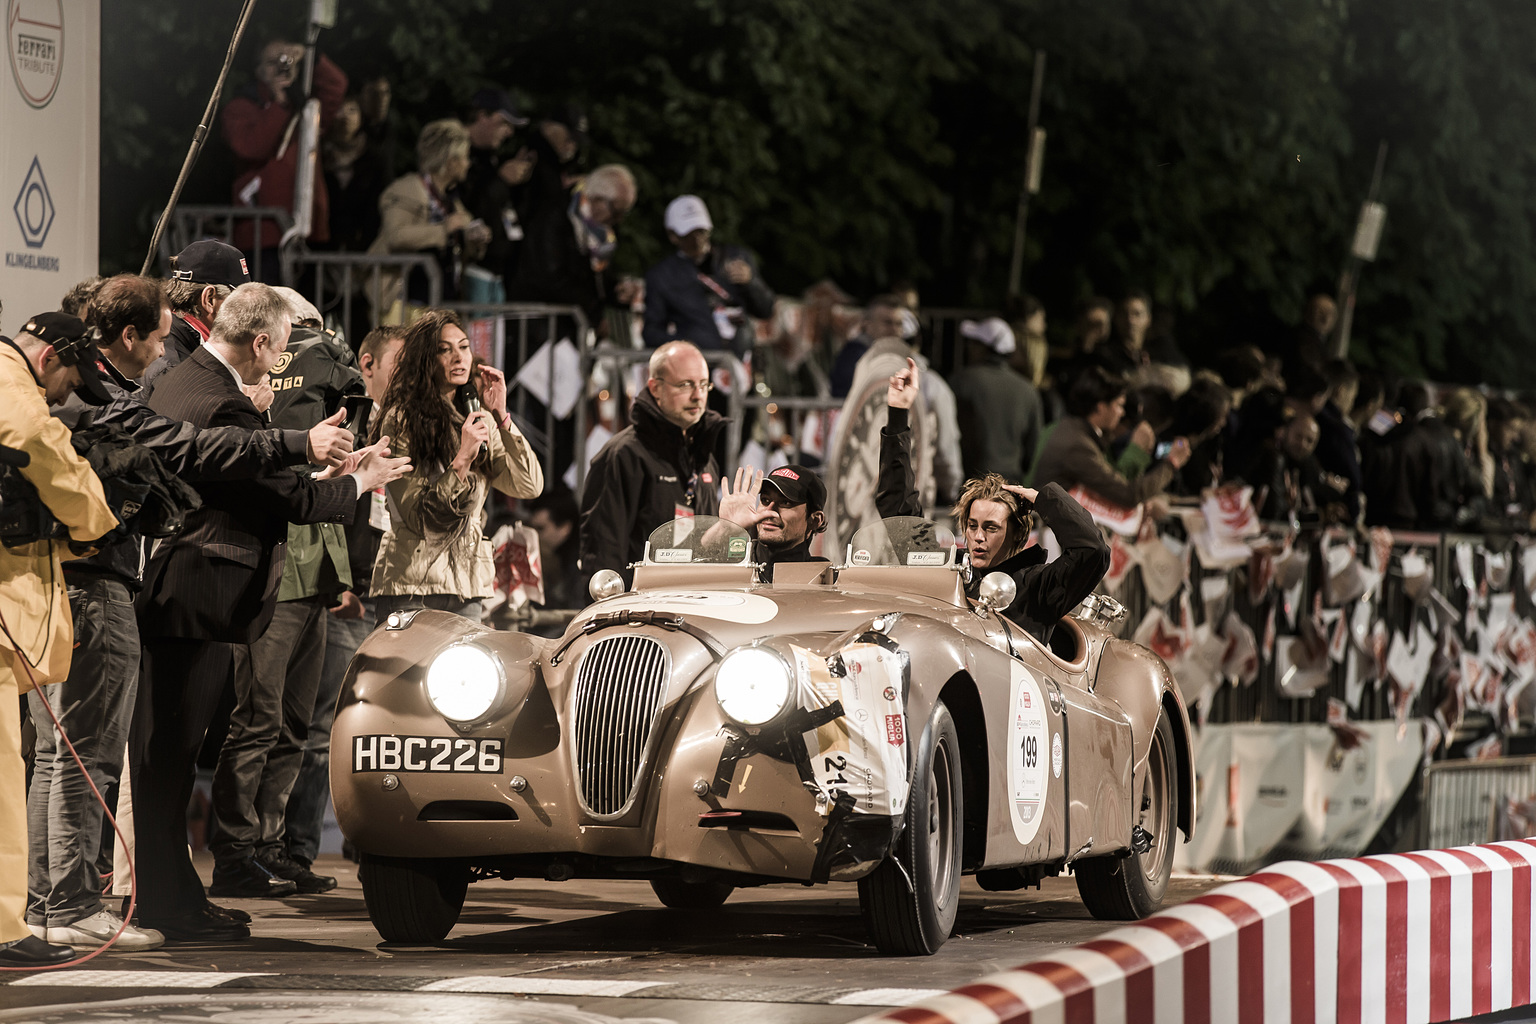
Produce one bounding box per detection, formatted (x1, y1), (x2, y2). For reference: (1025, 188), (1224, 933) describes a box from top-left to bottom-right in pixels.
(851, 838), (1536, 1024)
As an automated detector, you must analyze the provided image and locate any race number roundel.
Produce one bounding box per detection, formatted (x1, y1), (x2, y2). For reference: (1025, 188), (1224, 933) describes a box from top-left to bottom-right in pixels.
(1007, 662), (1050, 845)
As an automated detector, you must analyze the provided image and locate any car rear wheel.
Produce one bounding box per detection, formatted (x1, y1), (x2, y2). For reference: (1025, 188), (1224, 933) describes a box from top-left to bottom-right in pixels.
(358, 854), (469, 942)
(1075, 713), (1176, 920)
(859, 699), (963, 955)
(649, 878), (735, 909)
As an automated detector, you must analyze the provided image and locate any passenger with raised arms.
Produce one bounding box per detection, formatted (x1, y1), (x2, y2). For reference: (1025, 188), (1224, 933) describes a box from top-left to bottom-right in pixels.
(878, 357), (1109, 647)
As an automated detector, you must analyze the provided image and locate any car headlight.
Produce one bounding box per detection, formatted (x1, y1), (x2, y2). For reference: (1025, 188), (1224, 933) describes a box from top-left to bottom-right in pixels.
(714, 647), (794, 726)
(425, 643), (505, 723)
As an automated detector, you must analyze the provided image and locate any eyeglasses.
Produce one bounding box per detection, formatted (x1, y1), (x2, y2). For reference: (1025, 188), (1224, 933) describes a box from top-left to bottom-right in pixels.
(658, 377), (712, 394)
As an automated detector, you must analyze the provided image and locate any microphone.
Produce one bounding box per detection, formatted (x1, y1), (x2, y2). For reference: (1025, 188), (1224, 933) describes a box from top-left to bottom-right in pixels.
(458, 383), (489, 457)
(0, 443), (29, 468)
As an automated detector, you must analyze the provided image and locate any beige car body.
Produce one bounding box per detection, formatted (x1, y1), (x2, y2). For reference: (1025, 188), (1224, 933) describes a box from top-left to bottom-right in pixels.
(332, 546), (1196, 904)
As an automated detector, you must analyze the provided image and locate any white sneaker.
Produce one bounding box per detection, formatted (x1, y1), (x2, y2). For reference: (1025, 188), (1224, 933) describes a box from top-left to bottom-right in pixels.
(48, 910), (165, 951)
(27, 924), (46, 941)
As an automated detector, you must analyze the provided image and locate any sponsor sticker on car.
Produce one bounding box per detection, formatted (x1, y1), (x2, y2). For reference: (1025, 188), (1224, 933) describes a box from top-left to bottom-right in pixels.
(352, 735), (504, 774)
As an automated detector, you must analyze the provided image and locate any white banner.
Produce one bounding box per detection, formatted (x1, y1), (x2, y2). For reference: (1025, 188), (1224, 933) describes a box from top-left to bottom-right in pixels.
(1174, 721), (1424, 874)
(1, 0), (98, 331)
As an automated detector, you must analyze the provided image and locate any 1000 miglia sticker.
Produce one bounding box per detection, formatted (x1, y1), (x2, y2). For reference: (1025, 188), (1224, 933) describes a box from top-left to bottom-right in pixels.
(1007, 662), (1050, 844)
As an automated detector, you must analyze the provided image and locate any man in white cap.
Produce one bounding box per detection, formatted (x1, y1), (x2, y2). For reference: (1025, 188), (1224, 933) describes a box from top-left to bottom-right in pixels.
(947, 317), (1044, 483)
(641, 194), (775, 356)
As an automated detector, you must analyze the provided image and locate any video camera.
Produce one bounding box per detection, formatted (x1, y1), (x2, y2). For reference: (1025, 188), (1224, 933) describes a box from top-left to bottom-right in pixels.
(0, 444), (65, 548)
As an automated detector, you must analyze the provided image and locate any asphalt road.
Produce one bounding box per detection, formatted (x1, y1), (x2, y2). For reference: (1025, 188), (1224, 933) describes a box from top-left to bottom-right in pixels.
(0, 854), (1227, 1024)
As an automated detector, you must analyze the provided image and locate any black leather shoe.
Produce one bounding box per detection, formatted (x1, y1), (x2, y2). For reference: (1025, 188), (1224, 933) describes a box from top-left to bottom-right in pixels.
(139, 904), (250, 943)
(209, 857), (298, 899)
(206, 902), (251, 924)
(257, 852), (337, 894)
(0, 935), (75, 966)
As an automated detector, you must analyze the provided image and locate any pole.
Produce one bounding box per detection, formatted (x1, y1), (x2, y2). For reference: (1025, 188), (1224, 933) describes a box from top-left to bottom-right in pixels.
(140, 0), (260, 276)
(1332, 140), (1389, 360)
(1006, 49), (1047, 300)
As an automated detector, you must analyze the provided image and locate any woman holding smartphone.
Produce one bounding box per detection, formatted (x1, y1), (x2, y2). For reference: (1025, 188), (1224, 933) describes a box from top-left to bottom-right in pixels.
(370, 309), (544, 622)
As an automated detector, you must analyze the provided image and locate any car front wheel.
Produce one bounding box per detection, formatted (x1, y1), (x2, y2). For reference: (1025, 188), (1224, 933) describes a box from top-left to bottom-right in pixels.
(859, 699), (963, 955)
(358, 854), (469, 943)
(1074, 713), (1177, 920)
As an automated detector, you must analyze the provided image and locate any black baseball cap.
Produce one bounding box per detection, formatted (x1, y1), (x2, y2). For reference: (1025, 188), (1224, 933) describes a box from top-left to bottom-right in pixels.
(761, 465), (826, 513)
(21, 311), (115, 405)
(171, 240), (251, 288)
(471, 87), (528, 127)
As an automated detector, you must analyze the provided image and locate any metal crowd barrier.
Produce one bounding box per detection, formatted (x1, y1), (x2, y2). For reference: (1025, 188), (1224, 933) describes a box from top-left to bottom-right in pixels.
(444, 302), (593, 485)
(572, 348), (747, 497)
(1420, 754), (1536, 848)
(739, 394), (844, 467)
(154, 204), (292, 283)
(281, 249), (443, 343)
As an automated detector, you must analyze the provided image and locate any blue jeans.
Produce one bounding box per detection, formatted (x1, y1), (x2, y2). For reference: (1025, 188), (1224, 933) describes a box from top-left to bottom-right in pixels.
(26, 578), (137, 927)
(284, 600), (374, 866)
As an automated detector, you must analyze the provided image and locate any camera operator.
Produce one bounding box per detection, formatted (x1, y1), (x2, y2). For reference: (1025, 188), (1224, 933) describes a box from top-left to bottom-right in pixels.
(0, 314), (119, 966)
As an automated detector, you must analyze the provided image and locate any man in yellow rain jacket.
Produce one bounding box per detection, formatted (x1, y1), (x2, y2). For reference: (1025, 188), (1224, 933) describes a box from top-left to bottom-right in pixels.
(0, 312), (119, 966)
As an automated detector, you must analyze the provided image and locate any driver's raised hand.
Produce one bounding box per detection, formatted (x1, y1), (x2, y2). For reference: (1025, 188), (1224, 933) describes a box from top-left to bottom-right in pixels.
(887, 357), (920, 410)
(717, 465), (772, 529)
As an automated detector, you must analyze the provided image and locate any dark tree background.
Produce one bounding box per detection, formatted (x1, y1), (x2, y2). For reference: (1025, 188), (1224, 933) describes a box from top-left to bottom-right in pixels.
(101, 0), (1536, 385)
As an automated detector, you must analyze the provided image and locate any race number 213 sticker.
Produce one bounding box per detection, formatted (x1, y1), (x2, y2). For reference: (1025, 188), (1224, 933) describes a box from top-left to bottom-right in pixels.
(1007, 663), (1050, 845)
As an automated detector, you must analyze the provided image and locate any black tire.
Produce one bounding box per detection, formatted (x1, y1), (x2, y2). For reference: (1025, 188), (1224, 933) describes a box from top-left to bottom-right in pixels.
(1075, 713), (1177, 920)
(859, 699), (963, 955)
(649, 878), (735, 909)
(358, 854), (469, 943)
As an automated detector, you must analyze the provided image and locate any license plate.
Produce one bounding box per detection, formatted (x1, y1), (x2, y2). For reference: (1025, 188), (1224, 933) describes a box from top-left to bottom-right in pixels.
(352, 735), (503, 774)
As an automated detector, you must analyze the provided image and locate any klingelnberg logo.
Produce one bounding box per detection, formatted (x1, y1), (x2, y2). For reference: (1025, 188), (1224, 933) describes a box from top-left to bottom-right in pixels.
(7, 155), (59, 271)
(7, 0), (63, 109)
(13, 156), (53, 248)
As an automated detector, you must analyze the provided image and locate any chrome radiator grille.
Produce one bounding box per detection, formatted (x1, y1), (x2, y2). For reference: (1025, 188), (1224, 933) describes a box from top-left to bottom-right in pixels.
(572, 635), (669, 817)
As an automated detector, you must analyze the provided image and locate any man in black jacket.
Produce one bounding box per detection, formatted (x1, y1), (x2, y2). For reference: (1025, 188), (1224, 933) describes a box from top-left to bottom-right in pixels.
(131, 283), (407, 942)
(641, 195), (775, 356)
(579, 341), (725, 588)
(879, 357), (1108, 647)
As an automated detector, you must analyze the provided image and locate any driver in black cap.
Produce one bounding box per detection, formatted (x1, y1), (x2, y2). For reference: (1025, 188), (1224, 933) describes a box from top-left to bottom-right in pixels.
(717, 464), (830, 581)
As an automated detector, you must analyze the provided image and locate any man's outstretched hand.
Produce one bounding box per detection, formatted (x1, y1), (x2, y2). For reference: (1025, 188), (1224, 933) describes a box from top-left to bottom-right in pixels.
(717, 466), (772, 530)
(307, 408), (355, 467)
(887, 356), (920, 410)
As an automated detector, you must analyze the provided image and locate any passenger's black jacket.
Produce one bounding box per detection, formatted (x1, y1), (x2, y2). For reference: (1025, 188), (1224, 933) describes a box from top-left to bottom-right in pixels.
(53, 370), (312, 589)
(877, 406), (1109, 645)
(579, 387), (726, 587)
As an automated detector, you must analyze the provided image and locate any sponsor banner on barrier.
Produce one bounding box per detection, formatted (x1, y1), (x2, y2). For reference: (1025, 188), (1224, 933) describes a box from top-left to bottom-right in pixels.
(1175, 720), (1425, 873)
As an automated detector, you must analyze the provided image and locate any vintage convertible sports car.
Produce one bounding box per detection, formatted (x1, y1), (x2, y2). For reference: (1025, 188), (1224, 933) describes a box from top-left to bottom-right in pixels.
(332, 516), (1195, 954)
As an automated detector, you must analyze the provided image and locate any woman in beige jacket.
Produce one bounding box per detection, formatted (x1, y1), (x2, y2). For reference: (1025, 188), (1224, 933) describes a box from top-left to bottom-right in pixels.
(368, 118), (490, 306)
(370, 308), (543, 621)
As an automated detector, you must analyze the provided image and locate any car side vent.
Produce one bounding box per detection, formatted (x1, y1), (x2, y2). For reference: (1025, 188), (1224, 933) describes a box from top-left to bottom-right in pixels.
(572, 634), (669, 818)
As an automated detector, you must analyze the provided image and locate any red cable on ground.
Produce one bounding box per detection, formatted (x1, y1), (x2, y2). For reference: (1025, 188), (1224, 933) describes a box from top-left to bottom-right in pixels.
(0, 606), (137, 971)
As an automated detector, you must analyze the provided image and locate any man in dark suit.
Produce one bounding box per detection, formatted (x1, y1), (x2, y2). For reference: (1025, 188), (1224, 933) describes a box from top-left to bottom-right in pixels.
(132, 283), (409, 942)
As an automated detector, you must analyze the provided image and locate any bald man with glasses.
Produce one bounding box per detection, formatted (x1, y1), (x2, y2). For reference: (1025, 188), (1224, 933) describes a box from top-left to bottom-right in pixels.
(578, 341), (727, 589)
